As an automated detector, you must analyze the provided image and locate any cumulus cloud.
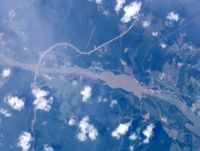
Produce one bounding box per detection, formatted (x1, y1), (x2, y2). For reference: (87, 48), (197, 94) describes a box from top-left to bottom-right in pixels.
(142, 20), (150, 28)
(121, 1), (142, 23)
(129, 132), (137, 141)
(32, 88), (49, 98)
(0, 108), (11, 117)
(1, 68), (11, 78)
(80, 86), (92, 102)
(166, 11), (179, 22)
(165, 11), (180, 26)
(115, 0), (126, 14)
(130, 145), (134, 151)
(33, 97), (53, 112)
(17, 132), (32, 151)
(111, 122), (131, 139)
(32, 89), (53, 112)
(5, 95), (24, 111)
(77, 116), (98, 141)
(96, 0), (102, 4)
(110, 99), (118, 108)
(152, 31), (158, 37)
(160, 43), (167, 49)
(43, 144), (54, 151)
(143, 123), (155, 144)
(68, 118), (77, 126)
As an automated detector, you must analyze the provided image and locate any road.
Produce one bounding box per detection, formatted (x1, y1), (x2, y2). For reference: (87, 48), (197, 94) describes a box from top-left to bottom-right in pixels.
(33, 19), (138, 81)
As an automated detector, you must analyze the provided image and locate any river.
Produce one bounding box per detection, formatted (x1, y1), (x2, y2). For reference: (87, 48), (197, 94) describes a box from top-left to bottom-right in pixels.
(0, 53), (199, 137)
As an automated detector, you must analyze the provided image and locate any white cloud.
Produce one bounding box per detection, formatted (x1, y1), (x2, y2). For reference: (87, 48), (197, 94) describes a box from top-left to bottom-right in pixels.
(142, 20), (150, 28)
(5, 95), (24, 111)
(129, 132), (137, 141)
(143, 123), (155, 144)
(160, 43), (167, 49)
(8, 9), (16, 19)
(166, 11), (179, 22)
(115, 0), (126, 14)
(121, 1), (142, 23)
(77, 116), (98, 141)
(32, 88), (49, 98)
(110, 99), (118, 108)
(32, 89), (53, 112)
(17, 132), (32, 151)
(111, 122), (131, 139)
(80, 86), (92, 102)
(33, 97), (53, 112)
(152, 31), (158, 37)
(165, 11), (180, 26)
(43, 144), (54, 151)
(68, 118), (76, 126)
(130, 145), (134, 151)
(0, 108), (11, 117)
(97, 96), (108, 103)
(1, 68), (11, 78)
(96, 0), (102, 4)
